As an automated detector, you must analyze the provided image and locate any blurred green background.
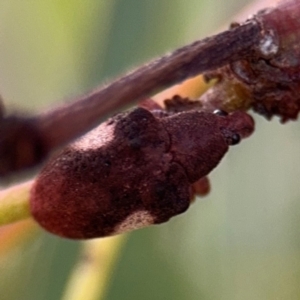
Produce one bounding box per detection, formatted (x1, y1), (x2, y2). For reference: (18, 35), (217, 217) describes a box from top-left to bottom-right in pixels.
(1, 0), (300, 299)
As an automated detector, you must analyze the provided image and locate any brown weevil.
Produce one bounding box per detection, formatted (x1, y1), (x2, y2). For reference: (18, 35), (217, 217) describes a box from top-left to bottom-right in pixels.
(30, 104), (254, 239)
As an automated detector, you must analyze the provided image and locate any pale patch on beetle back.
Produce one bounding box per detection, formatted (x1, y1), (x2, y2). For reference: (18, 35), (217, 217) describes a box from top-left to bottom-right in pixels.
(72, 122), (116, 151)
(113, 210), (155, 235)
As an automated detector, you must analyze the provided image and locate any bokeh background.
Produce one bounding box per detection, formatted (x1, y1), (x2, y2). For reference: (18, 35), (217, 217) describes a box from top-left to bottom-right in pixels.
(1, 0), (300, 299)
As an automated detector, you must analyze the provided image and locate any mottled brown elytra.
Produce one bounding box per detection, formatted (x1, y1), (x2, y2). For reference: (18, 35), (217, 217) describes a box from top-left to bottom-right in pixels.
(30, 105), (254, 239)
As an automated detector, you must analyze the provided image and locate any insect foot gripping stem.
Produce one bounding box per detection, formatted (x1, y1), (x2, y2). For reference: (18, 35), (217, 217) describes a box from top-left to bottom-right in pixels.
(30, 107), (254, 239)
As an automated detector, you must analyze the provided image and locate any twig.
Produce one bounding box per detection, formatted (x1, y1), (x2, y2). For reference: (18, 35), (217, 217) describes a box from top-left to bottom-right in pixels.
(0, 21), (262, 177)
(38, 21), (260, 149)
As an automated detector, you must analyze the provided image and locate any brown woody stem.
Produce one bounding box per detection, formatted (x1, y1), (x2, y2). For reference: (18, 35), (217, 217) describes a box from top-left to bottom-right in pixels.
(38, 21), (261, 150)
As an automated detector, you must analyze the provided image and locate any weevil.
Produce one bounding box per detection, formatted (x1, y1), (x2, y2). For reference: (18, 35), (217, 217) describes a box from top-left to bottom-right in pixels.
(30, 101), (254, 239)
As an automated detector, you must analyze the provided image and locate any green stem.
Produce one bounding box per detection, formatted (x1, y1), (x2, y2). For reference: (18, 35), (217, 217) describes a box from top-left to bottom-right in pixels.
(0, 180), (33, 225)
(62, 235), (127, 300)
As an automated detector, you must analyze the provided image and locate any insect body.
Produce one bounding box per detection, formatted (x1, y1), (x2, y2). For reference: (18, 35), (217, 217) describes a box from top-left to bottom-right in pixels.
(30, 105), (254, 239)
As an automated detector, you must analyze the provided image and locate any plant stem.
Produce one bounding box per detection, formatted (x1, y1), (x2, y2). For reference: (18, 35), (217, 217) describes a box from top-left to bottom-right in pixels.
(38, 21), (261, 151)
(0, 181), (32, 225)
(62, 235), (126, 300)
(0, 20), (262, 178)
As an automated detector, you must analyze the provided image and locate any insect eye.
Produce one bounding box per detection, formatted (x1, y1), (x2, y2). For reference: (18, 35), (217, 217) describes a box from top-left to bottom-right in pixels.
(213, 109), (228, 116)
(230, 133), (241, 145)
